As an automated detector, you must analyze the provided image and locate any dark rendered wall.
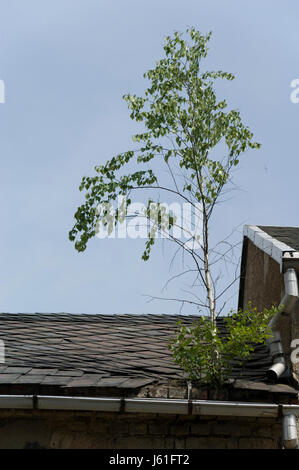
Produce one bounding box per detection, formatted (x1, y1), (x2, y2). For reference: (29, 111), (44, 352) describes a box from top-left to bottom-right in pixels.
(240, 237), (293, 366)
(241, 238), (284, 312)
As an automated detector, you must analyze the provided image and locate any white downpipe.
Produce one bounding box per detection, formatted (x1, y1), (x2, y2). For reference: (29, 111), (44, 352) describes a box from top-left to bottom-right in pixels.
(283, 413), (298, 449)
(267, 268), (299, 381)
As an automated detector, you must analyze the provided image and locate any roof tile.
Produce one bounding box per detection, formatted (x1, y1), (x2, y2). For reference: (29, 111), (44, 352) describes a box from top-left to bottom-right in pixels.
(0, 374), (21, 384)
(65, 374), (103, 388)
(0, 313), (274, 391)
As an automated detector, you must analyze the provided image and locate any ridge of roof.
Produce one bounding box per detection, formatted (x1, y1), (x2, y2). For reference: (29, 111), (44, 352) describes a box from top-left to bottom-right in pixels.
(0, 313), (228, 322)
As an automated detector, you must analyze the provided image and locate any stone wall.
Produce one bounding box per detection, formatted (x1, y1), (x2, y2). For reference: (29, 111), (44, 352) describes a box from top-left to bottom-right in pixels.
(0, 409), (282, 449)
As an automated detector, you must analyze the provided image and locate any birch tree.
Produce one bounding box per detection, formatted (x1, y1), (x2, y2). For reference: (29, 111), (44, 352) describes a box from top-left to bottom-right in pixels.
(69, 28), (272, 385)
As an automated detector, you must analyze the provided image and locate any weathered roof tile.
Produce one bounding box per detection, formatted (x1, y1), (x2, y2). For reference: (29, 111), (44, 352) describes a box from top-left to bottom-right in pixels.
(0, 313), (274, 392)
(65, 374), (103, 388)
(258, 226), (299, 251)
(0, 374), (21, 384)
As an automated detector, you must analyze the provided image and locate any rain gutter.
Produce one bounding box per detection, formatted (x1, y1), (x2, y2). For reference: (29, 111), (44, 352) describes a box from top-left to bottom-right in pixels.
(0, 395), (298, 448)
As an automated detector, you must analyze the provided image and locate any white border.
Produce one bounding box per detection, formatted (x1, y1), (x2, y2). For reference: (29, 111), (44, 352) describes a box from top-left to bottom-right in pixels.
(243, 225), (299, 270)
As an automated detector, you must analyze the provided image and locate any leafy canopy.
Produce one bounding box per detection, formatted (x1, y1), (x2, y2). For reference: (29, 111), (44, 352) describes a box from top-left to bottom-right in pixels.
(168, 304), (279, 388)
(69, 28), (260, 258)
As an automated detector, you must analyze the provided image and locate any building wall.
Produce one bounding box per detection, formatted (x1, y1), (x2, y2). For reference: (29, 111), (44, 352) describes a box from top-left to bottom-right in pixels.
(0, 409), (282, 449)
(241, 237), (299, 444)
(241, 238), (284, 312)
(241, 238), (293, 358)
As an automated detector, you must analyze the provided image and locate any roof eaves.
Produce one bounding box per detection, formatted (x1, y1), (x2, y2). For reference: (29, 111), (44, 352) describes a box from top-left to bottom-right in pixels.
(244, 225), (299, 271)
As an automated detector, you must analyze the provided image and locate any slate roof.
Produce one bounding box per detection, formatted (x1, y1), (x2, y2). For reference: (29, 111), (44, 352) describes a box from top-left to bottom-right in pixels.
(258, 226), (299, 251)
(0, 312), (280, 397)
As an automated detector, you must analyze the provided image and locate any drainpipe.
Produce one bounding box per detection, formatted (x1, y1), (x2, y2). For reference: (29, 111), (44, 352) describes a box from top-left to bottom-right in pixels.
(266, 268), (299, 382)
(283, 413), (298, 449)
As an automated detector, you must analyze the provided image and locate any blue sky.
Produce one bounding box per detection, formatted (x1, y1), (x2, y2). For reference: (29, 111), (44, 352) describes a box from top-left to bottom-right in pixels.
(0, 0), (298, 315)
